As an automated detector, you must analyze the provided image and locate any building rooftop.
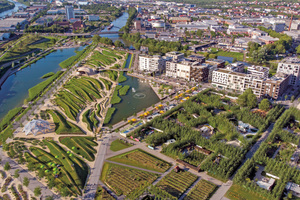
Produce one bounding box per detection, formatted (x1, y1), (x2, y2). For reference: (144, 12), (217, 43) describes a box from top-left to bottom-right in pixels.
(280, 57), (300, 64)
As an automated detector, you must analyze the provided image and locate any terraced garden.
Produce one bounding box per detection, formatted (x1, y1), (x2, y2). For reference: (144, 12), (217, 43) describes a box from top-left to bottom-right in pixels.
(108, 149), (171, 172)
(100, 162), (159, 197)
(184, 180), (217, 200)
(156, 170), (198, 198)
(59, 136), (98, 161)
(47, 110), (83, 134)
(53, 77), (103, 121)
(23, 140), (89, 196)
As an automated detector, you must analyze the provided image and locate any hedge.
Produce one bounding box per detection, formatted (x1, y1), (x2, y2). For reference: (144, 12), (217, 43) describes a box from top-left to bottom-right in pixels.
(103, 107), (116, 124)
(26, 71), (63, 103)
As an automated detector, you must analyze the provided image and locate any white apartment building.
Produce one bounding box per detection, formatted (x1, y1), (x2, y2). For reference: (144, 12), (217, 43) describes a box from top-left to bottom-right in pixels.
(166, 60), (202, 80)
(247, 65), (269, 79)
(277, 57), (300, 85)
(212, 69), (264, 97)
(139, 55), (167, 73)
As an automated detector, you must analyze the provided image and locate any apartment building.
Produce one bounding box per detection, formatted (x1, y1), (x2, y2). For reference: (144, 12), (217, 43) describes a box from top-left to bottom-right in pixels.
(212, 68), (290, 99)
(139, 55), (168, 73)
(188, 55), (205, 63)
(166, 59), (209, 82)
(212, 69), (264, 97)
(206, 59), (225, 68)
(165, 51), (185, 61)
(247, 65), (269, 79)
(277, 57), (300, 85)
(261, 73), (290, 99)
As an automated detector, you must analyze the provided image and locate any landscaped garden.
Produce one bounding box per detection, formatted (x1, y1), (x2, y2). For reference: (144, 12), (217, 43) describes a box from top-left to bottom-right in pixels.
(3, 138), (89, 197)
(156, 170), (198, 198)
(95, 186), (115, 200)
(108, 149), (171, 172)
(100, 162), (159, 198)
(184, 179), (217, 200)
(59, 136), (98, 161)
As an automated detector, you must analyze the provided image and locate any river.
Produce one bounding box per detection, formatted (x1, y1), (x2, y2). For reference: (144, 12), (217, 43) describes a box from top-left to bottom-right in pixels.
(0, 0), (27, 18)
(99, 12), (133, 48)
(0, 46), (84, 120)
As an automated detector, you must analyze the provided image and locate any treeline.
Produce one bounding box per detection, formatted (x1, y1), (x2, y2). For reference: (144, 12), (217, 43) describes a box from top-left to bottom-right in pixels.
(233, 107), (300, 200)
(122, 32), (183, 54)
(247, 27), (292, 64)
(0, 0), (14, 13)
(81, 3), (123, 17)
(120, 7), (137, 33)
(25, 24), (69, 33)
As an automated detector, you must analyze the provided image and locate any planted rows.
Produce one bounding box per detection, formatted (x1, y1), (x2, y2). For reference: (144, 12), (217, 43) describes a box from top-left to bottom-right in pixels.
(156, 170), (198, 198)
(184, 180), (217, 200)
(101, 162), (158, 196)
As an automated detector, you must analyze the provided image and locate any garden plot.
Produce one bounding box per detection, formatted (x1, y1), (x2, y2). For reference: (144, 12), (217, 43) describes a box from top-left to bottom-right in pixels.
(100, 162), (159, 197)
(108, 148), (171, 172)
(184, 179), (217, 200)
(95, 185), (115, 200)
(156, 170), (198, 198)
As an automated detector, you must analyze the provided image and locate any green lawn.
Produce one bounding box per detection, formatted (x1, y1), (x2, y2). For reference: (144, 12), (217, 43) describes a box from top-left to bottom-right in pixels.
(225, 184), (269, 200)
(108, 149), (171, 172)
(110, 139), (132, 152)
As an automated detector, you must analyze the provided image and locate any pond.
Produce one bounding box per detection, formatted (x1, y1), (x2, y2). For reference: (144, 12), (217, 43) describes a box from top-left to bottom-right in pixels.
(108, 73), (160, 125)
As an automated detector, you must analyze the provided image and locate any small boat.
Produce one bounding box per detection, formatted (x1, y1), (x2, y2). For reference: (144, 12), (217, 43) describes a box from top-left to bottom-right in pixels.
(107, 24), (114, 30)
(132, 88), (136, 93)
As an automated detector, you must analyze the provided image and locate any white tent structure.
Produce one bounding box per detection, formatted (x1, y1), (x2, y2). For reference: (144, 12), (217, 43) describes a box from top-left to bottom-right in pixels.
(23, 119), (51, 136)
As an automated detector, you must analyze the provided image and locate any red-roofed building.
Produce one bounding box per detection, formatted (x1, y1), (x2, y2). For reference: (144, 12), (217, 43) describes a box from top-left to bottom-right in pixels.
(72, 21), (85, 30)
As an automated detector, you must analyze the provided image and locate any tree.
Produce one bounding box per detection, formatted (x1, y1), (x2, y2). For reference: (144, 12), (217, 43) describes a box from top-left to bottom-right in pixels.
(45, 196), (54, 200)
(259, 99), (270, 111)
(297, 45), (300, 54)
(14, 169), (20, 178)
(23, 177), (30, 187)
(34, 187), (41, 197)
(285, 95), (288, 101)
(291, 95), (295, 103)
(92, 35), (101, 43)
(4, 162), (10, 171)
(209, 54), (217, 59)
(237, 89), (257, 108)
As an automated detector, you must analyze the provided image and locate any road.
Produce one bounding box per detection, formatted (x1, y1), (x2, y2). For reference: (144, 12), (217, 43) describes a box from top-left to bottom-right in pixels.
(0, 148), (58, 199)
(82, 133), (119, 200)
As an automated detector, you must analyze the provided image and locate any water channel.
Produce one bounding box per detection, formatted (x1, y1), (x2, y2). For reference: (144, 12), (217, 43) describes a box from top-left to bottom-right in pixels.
(0, 46), (84, 120)
(0, 0), (27, 18)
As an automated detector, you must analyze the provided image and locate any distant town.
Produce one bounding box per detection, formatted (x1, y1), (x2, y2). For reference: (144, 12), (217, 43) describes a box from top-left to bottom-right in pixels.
(0, 0), (300, 200)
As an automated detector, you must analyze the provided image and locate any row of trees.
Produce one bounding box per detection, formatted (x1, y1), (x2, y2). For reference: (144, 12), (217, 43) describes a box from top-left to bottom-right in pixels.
(234, 107), (300, 200)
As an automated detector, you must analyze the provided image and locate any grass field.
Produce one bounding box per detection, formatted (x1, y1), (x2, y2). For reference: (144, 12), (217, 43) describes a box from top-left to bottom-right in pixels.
(156, 170), (198, 198)
(225, 184), (269, 200)
(184, 180), (217, 200)
(59, 136), (97, 161)
(110, 139), (132, 152)
(100, 162), (159, 196)
(108, 149), (171, 172)
(209, 48), (244, 61)
(103, 107), (116, 124)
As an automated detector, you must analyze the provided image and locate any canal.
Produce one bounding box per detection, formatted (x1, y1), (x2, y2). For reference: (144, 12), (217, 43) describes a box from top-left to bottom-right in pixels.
(0, 46), (84, 120)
